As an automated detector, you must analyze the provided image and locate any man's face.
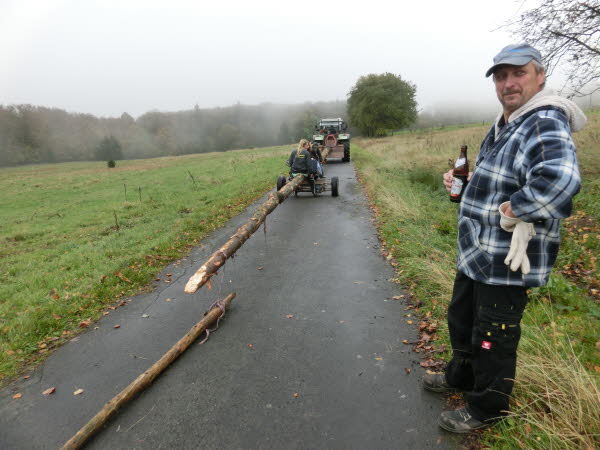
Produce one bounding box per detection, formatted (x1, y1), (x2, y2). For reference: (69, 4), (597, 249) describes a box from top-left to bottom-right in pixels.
(493, 61), (545, 115)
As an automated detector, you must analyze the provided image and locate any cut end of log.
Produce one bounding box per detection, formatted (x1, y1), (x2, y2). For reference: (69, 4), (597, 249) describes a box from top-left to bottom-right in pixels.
(184, 269), (208, 293)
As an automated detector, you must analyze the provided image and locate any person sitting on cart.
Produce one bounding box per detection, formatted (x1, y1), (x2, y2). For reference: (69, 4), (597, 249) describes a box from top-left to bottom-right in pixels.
(286, 139), (313, 177)
(308, 142), (324, 178)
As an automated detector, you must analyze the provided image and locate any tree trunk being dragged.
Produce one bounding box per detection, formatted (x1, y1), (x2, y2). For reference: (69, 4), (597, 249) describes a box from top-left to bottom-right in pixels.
(61, 293), (236, 450)
(184, 148), (331, 294)
(184, 176), (303, 292)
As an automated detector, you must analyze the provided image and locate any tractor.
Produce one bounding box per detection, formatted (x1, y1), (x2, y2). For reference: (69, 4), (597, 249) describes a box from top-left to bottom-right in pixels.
(311, 118), (350, 162)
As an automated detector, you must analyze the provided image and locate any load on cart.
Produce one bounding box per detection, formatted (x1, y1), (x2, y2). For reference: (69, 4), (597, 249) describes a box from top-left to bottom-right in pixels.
(277, 139), (339, 197)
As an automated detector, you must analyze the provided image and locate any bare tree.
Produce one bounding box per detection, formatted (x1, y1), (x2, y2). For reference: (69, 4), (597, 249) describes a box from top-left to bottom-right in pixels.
(505, 0), (599, 96)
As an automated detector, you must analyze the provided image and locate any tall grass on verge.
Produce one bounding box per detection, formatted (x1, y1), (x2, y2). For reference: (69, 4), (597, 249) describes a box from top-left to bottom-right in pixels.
(486, 304), (600, 449)
(352, 109), (600, 447)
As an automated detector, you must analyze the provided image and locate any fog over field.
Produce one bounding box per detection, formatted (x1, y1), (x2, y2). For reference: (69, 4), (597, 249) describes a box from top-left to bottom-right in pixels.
(1, 0), (546, 118)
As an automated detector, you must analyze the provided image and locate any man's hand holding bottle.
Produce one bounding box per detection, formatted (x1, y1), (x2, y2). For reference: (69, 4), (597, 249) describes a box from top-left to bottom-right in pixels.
(443, 169), (472, 192)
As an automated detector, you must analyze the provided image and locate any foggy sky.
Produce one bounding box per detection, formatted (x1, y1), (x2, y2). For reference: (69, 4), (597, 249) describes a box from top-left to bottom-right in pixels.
(1, 0), (546, 118)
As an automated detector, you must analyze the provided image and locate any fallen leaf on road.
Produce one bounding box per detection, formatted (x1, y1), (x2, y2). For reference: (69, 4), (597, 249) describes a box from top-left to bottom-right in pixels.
(73, 389), (84, 395)
(257, 267), (263, 270)
(165, 298), (171, 302)
(406, 320), (413, 324)
(375, 357), (383, 361)
(392, 295), (405, 300)
(247, 344), (253, 349)
(206, 279), (212, 290)
(353, 281), (365, 284)
(286, 314), (294, 319)
(42, 387), (56, 395)
(113, 324), (121, 329)
(23, 375), (30, 380)
(420, 359), (444, 368)
(142, 314), (149, 318)
(102, 312), (109, 316)
(313, 242), (319, 246)
(421, 332), (432, 342)
(402, 339), (410, 344)
(12, 393), (22, 399)
(405, 368), (411, 374)
(79, 319), (91, 328)
(166, 273), (172, 277)
(293, 393), (299, 398)
(338, 320), (345, 324)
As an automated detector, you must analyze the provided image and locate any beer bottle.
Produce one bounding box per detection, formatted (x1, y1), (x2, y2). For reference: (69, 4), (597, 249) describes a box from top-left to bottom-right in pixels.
(449, 145), (469, 203)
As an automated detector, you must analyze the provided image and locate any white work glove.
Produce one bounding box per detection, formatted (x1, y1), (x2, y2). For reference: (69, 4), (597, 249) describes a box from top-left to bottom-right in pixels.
(499, 201), (520, 231)
(498, 202), (536, 274)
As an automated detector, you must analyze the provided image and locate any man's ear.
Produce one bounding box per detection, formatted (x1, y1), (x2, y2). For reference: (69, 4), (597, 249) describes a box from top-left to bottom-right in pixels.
(537, 71), (546, 88)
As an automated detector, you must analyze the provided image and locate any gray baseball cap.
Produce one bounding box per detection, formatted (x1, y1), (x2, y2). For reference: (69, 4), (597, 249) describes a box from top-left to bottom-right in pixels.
(485, 43), (542, 77)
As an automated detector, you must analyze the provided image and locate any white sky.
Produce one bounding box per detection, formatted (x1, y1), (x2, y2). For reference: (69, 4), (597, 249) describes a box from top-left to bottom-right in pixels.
(0, 0), (542, 118)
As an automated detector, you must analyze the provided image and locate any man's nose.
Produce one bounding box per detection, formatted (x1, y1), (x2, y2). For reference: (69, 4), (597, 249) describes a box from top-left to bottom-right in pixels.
(504, 74), (518, 88)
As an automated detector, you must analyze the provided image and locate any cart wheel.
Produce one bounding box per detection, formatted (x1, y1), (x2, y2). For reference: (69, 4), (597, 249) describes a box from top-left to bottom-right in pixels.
(331, 176), (339, 197)
(310, 178), (318, 197)
(277, 175), (286, 191)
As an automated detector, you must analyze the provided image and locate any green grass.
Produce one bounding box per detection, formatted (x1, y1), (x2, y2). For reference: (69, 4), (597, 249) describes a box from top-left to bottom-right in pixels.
(353, 110), (600, 449)
(0, 146), (289, 381)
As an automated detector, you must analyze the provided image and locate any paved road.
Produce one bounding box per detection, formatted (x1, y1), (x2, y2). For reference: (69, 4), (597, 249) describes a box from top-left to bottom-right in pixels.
(0, 161), (456, 449)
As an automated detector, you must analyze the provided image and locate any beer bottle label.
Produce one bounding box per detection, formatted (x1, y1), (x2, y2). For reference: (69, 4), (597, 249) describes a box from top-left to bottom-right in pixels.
(450, 177), (463, 196)
(455, 157), (466, 168)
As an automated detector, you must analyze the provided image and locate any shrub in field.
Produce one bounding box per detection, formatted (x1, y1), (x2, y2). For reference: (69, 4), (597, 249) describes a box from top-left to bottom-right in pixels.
(95, 136), (123, 162)
(107, 159), (116, 168)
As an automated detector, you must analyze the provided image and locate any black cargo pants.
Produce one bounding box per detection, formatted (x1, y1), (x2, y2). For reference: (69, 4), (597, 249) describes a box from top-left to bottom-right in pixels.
(444, 271), (528, 422)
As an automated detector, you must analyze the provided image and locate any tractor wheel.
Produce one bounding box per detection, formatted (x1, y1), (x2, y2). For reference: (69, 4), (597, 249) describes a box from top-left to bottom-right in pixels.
(276, 175), (286, 191)
(331, 176), (339, 197)
(343, 144), (351, 162)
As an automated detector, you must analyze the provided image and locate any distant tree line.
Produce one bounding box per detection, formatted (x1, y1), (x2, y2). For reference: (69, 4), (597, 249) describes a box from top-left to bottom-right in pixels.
(0, 101), (347, 167)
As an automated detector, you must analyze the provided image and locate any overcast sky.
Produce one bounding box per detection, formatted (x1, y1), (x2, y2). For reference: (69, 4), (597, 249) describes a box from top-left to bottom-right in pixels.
(1, 0), (544, 118)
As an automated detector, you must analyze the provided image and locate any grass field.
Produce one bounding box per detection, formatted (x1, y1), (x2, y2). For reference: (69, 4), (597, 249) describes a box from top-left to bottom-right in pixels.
(353, 110), (600, 449)
(0, 146), (289, 381)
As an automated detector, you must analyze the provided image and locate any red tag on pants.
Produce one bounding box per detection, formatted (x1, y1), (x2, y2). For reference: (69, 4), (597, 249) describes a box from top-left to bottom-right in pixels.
(481, 341), (492, 350)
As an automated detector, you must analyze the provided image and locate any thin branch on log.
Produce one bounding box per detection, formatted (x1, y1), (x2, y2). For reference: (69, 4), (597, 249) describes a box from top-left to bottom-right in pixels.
(184, 147), (330, 294)
(61, 292), (236, 450)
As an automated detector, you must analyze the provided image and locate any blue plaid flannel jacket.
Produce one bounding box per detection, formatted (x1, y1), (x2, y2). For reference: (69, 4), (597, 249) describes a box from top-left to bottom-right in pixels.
(457, 106), (581, 287)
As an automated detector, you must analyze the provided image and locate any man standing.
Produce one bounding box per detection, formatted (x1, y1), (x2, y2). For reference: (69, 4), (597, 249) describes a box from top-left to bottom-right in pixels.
(425, 44), (587, 433)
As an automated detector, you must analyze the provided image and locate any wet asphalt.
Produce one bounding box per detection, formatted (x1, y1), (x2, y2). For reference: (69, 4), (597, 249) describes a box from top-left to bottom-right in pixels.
(0, 161), (456, 449)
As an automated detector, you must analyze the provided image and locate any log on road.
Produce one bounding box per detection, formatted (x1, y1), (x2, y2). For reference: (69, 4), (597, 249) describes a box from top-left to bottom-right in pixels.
(61, 292), (236, 450)
(184, 147), (330, 294)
